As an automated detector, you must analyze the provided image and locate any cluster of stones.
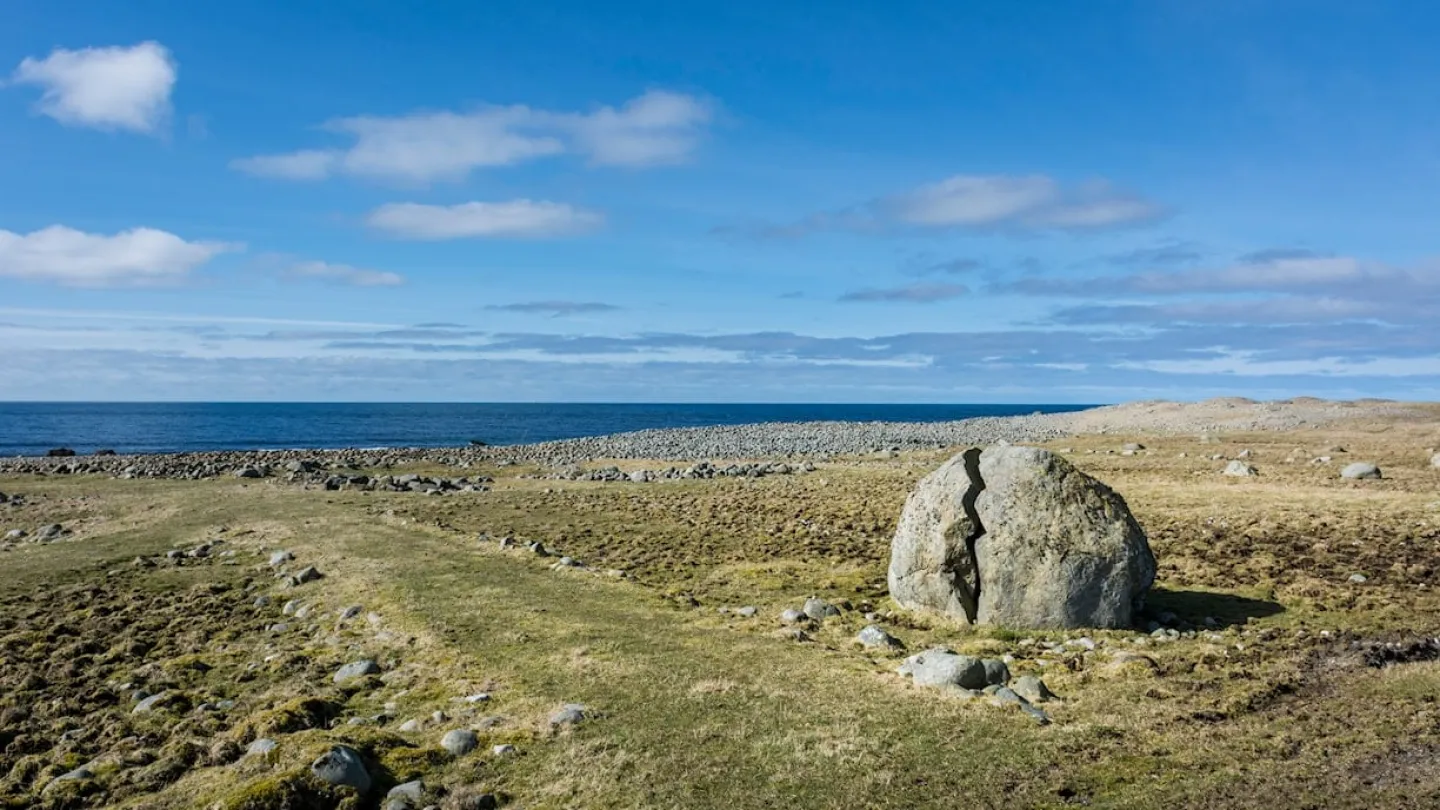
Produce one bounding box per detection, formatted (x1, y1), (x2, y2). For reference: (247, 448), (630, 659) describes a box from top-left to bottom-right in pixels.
(897, 648), (1056, 724)
(531, 460), (818, 483)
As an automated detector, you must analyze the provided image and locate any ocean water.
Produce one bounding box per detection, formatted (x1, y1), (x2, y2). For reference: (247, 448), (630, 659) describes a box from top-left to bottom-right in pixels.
(0, 402), (1098, 457)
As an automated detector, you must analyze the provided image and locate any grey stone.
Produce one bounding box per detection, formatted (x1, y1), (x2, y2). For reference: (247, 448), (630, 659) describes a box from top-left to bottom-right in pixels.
(898, 648), (988, 690)
(1431, 452), (1440, 469)
(1223, 460), (1257, 477)
(132, 691), (171, 714)
(311, 745), (370, 792)
(779, 608), (808, 625)
(493, 744), (517, 756)
(37, 524), (65, 540)
(856, 624), (902, 649)
(293, 566), (322, 584)
(333, 659), (381, 684)
(1348, 573), (1368, 584)
(246, 738), (277, 756)
(988, 686), (1026, 706)
(981, 658), (1011, 686)
(386, 779), (426, 809)
(735, 606), (758, 617)
(398, 719), (422, 732)
(1020, 703), (1052, 725)
(235, 466), (264, 479)
(803, 597), (840, 620)
(1012, 675), (1057, 703)
(440, 728), (478, 756)
(1340, 462), (1382, 480)
(549, 703), (587, 726)
(887, 449), (984, 620)
(4, 529), (25, 541)
(268, 550), (293, 566)
(338, 605), (363, 621)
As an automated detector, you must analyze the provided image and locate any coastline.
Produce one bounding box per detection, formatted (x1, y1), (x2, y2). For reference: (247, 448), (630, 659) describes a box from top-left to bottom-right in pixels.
(0, 397), (1428, 475)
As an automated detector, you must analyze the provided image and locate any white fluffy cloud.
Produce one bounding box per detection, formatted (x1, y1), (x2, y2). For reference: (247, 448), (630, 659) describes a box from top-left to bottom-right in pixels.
(233, 90), (711, 183)
(883, 175), (1163, 230)
(0, 225), (236, 286)
(288, 260), (403, 286)
(366, 200), (604, 240)
(10, 42), (177, 134)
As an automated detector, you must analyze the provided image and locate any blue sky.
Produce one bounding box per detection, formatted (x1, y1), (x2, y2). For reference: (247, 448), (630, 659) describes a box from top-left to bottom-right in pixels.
(2, 0), (1438, 402)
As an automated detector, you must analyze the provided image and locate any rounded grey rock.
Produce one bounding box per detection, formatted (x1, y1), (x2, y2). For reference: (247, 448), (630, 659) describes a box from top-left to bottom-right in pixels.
(779, 608), (808, 625)
(898, 649), (988, 690)
(1012, 674), (1058, 703)
(981, 658), (1011, 686)
(311, 745), (370, 792)
(802, 597), (841, 620)
(247, 737), (277, 756)
(549, 703), (587, 726)
(855, 624), (902, 649)
(333, 659), (381, 684)
(1340, 462), (1382, 480)
(440, 728), (478, 756)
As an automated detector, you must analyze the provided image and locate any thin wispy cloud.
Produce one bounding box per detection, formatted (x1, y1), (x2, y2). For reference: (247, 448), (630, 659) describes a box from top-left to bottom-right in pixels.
(231, 90), (713, 184)
(366, 200), (604, 240)
(730, 174), (1165, 239)
(0, 226), (238, 287)
(10, 42), (177, 134)
(839, 282), (969, 303)
(485, 301), (621, 317)
(288, 260), (403, 287)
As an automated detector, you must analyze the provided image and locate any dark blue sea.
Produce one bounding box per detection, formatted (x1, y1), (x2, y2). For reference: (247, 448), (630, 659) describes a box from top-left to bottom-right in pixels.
(0, 403), (1099, 457)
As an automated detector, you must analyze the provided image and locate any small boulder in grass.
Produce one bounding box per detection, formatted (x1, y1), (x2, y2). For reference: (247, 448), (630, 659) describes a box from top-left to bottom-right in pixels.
(310, 745), (370, 792)
(549, 703), (587, 727)
(440, 729), (478, 756)
(855, 624), (902, 649)
(1340, 462), (1382, 480)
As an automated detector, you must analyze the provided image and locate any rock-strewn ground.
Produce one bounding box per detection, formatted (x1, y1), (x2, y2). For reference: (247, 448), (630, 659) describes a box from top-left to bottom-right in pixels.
(2, 398), (1439, 808)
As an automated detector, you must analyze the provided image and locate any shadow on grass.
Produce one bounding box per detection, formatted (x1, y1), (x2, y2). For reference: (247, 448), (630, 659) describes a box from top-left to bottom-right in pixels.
(1146, 587), (1285, 628)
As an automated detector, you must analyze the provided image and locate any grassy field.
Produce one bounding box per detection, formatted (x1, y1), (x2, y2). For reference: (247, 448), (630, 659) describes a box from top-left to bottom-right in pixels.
(1, 422), (1438, 808)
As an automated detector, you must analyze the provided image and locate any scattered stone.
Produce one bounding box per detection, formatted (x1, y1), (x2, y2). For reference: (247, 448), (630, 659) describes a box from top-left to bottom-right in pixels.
(311, 745), (371, 792)
(987, 686), (1025, 707)
(1348, 573), (1368, 584)
(398, 719), (423, 732)
(1431, 452), (1440, 469)
(981, 658), (1011, 686)
(802, 597), (840, 620)
(292, 565), (322, 584)
(549, 703), (587, 726)
(855, 624), (902, 649)
(1012, 675), (1057, 703)
(281, 599), (299, 615)
(898, 648), (988, 690)
(3, 529), (24, 541)
(1020, 703), (1052, 725)
(268, 550), (293, 566)
(1340, 462), (1382, 480)
(735, 606), (758, 617)
(1223, 460), (1258, 477)
(132, 691), (174, 714)
(463, 693), (491, 703)
(246, 738), (277, 757)
(779, 608), (808, 625)
(492, 744), (517, 756)
(387, 780), (426, 807)
(338, 604), (364, 621)
(440, 729), (479, 756)
(333, 659), (381, 684)
(46, 447), (76, 457)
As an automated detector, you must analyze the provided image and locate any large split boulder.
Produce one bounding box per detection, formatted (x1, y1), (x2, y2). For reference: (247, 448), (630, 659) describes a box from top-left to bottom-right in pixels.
(888, 446), (1156, 629)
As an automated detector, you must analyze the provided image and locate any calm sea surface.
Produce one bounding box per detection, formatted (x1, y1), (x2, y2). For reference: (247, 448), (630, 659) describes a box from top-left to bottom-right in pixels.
(0, 403), (1099, 457)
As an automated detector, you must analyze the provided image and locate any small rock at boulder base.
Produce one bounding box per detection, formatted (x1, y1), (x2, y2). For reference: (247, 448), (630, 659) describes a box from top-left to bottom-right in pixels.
(549, 703), (587, 726)
(311, 745), (370, 792)
(982, 658), (1011, 686)
(234, 466), (265, 478)
(1340, 462), (1382, 480)
(46, 447), (76, 457)
(779, 608), (808, 625)
(387, 779), (426, 805)
(1223, 460), (1258, 477)
(803, 597), (841, 620)
(333, 659), (381, 684)
(890, 446), (1156, 630)
(441, 729), (479, 756)
(898, 648), (988, 690)
(856, 624), (902, 649)
(1012, 675), (1057, 704)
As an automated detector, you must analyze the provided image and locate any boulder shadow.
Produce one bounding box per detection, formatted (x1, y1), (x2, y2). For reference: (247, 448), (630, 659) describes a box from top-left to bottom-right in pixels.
(1144, 587), (1285, 629)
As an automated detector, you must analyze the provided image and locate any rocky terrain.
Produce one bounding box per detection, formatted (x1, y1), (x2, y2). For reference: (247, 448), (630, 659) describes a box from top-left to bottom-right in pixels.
(1, 398), (1439, 808)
